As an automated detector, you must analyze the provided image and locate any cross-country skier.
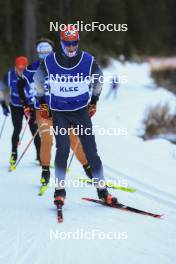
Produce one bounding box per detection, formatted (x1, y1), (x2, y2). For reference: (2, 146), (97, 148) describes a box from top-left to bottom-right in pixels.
(18, 38), (92, 193)
(0, 56), (41, 169)
(34, 25), (118, 207)
(105, 75), (119, 99)
(17, 38), (54, 189)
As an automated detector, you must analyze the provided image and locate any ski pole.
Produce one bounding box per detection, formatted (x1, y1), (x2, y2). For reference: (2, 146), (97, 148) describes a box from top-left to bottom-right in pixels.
(11, 129), (39, 171)
(67, 114), (94, 172)
(18, 115), (31, 146)
(0, 116), (7, 139)
(67, 137), (80, 173)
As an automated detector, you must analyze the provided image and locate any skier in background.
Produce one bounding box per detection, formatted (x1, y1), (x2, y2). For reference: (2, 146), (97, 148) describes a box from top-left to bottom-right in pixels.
(0, 56), (41, 168)
(17, 38), (54, 188)
(0, 81), (10, 116)
(105, 75), (119, 99)
(34, 25), (118, 207)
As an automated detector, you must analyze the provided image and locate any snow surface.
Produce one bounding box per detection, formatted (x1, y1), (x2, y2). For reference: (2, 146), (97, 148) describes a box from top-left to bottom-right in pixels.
(0, 61), (176, 264)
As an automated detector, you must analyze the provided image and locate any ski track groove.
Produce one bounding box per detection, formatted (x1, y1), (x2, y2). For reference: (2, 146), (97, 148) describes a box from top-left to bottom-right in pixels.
(104, 164), (176, 210)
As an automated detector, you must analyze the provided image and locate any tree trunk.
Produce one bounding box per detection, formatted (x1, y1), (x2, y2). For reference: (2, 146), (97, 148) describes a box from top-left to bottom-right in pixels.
(24, 0), (37, 61)
(5, 0), (12, 43)
(59, 0), (71, 24)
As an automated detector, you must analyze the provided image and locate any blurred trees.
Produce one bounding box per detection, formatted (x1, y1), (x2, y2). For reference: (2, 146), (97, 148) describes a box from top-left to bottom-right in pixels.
(0, 0), (176, 73)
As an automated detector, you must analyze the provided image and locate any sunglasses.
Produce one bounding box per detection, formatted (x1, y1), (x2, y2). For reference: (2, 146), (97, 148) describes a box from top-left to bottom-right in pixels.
(62, 41), (78, 47)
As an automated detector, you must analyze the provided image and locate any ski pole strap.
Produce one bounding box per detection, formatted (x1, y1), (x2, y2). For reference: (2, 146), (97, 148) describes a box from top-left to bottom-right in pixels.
(15, 129), (39, 169)
(0, 116), (7, 139)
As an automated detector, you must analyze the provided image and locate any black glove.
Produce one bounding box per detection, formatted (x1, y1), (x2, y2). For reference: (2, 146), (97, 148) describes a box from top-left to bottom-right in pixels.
(39, 104), (51, 119)
(23, 105), (34, 118)
(90, 95), (99, 105)
(1, 101), (10, 116)
(88, 96), (99, 117)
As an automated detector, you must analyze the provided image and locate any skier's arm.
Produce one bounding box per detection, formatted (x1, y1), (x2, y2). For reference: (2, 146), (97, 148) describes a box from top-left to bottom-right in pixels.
(0, 75), (10, 115)
(1, 100), (10, 116)
(87, 60), (103, 117)
(0, 80), (9, 115)
(0, 74), (10, 103)
(33, 61), (47, 103)
(0, 80), (5, 101)
(17, 77), (29, 107)
(90, 59), (103, 104)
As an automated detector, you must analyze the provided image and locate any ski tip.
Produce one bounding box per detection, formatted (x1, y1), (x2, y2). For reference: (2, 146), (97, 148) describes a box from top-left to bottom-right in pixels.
(128, 188), (137, 193)
(82, 197), (90, 201)
(117, 187), (137, 193)
(82, 197), (96, 203)
(154, 214), (164, 219)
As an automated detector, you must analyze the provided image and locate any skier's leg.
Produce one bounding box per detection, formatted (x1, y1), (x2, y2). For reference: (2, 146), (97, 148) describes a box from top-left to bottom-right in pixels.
(36, 110), (53, 184)
(105, 89), (112, 99)
(71, 108), (118, 204)
(70, 130), (87, 165)
(28, 110), (41, 161)
(10, 104), (23, 160)
(52, 111), (70, 190)
(71, 108), (105, 185)
(114, 89), (118, 99)
(69, 130), (92, 178)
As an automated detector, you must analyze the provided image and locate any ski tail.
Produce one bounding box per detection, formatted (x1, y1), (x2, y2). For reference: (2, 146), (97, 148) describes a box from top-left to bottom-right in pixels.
(56, 205), (63, 223)
(54, 196), (64, 223)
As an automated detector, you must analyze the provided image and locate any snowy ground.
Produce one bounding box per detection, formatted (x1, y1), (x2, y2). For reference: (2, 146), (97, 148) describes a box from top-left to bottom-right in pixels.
(0, 61), (176, 264)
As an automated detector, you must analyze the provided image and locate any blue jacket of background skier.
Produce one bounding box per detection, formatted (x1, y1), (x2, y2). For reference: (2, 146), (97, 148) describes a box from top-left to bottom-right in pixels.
(23, 60), (40, 109)
(8, 69), (33, 107)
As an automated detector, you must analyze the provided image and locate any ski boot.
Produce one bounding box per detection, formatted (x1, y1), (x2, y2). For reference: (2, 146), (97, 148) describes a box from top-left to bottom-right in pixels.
(97, 188), (118, 205)
(40, 166), (50, 185)
(38, 166), (50, 196)
(9, 151), (17, 171)
(54, 188), (66, 207)
(83, 163), (92, 179)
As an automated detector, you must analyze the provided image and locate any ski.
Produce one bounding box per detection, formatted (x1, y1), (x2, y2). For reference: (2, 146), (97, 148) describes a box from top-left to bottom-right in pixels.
(78, 177), (136, 193)
(38, 185), (48, 196)
(56, 204), (63, 223)
(82, 198), (163, 219)
(54, 197), (64, 223)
